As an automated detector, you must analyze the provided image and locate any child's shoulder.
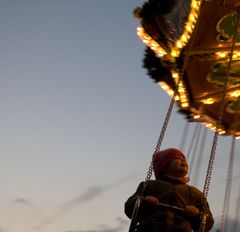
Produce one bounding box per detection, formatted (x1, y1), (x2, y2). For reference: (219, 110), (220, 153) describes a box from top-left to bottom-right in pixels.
(144, 179), (173, 188)
(186, 184), (205, 199)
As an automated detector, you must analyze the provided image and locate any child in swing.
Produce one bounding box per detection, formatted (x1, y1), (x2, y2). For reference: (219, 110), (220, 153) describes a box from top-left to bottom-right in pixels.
(125, 148), (214, 232)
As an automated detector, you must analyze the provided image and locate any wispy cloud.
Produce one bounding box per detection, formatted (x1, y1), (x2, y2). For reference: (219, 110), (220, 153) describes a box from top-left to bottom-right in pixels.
(65, 217), (128, 232)
(12, 197), (32, 206)
(60, 175), (131, 212)
(34, 175), (132, 229)
(62, 185), (106, 208)
(0, 227), (9, 232)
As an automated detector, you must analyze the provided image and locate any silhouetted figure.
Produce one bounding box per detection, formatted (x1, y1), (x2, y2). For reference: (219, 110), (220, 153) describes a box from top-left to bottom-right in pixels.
(125, 148), (214, 232)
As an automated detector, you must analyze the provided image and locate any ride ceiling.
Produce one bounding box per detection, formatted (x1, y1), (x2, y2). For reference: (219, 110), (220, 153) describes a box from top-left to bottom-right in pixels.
(134, 0), (240, 137)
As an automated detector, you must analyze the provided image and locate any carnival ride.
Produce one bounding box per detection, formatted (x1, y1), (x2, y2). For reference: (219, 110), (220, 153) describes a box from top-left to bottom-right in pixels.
(129, 0), (240, 231)
(135, 0), (240, 137)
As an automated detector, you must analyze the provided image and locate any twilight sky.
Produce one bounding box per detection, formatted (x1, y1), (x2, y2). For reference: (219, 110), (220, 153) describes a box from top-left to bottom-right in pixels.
(0, 1), (240, 232)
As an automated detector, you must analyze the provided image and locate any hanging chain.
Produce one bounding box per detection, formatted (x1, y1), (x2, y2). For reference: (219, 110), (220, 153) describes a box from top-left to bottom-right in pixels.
(145, 0), (207, 181)
(192, 127), (208, 187)
(220, 136), (236, 232)
(179, 121), (190, 152)
(232, 171), (240, 231)
(203, 11), (240, 197)
(202, 120), (223, 197)
(145, 92), (176, 181)
(187, 102), (204, 161)
(187, 123), (201, 159)
(145, 160), (154, 181)
(189, 124), (202, 177)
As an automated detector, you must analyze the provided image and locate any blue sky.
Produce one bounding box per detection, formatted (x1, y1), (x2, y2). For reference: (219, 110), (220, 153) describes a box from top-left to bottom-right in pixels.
(0, 1), (240, 231)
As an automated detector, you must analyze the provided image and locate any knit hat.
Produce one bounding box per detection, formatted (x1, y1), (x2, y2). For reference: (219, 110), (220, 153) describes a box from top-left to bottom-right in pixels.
(152, 148), (185, 179)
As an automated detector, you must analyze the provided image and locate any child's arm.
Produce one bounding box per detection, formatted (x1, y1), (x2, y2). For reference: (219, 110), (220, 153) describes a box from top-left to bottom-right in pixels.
(124, 182), (145, 218)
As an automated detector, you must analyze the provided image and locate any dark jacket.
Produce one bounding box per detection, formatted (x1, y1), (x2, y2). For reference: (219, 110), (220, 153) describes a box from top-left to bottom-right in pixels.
(125, 177), (214, 232)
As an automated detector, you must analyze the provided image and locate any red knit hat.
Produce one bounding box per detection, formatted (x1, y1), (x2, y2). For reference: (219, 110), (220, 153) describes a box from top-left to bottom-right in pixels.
(152, 148), (185, 179)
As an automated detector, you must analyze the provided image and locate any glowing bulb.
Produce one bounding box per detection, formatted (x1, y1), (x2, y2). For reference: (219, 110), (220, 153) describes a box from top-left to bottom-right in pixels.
(171, 50), (179, 57)
(182, 103), (189, 108)
(186, 24), (193, 32)
(159, 82), (169, 90)
(181, 34), (187, 42)
(229, 90), (240, 98)
(172, 72), (179, 78)
(192, 1), (198, 9)
(205, 123), (212, 128)
(202, 98), (215, 105)
(177, 41), (183, 48)
(189, 13), (195, 22)
(216, 52), (227, 58)
(219, 130), (225, 135)
(193, 115), (201, 119)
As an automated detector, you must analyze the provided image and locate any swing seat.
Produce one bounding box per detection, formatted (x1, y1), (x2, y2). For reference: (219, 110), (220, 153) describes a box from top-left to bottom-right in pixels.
(130, 199), (200, 232)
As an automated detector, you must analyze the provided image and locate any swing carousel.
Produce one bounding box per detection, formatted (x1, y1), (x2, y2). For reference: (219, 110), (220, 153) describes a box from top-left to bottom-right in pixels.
(128, 0), (240, 231)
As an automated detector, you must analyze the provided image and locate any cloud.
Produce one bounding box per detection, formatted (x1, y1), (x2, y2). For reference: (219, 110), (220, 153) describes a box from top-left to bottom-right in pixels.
(34, 176), (132, 229)
(62, 185), (106, 208)
(12, 197), (32, 206)
(0, 227), (9, 232)
(60, 175), (131, 212)
(34, 184), (107, 229)
(65, 217), (128, 232)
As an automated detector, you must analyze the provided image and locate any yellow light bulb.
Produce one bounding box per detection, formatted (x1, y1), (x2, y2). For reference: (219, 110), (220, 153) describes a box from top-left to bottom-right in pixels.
(171, 50), (178, 57)
(181, 34), (187, 42)
(202, 98), (215, 105)
(172, 72), (179, 78)
(193, 115), (201, 119)
(177, 41), (183, 48)
(182, 103), (189, 108)
(192, 1), (198, 9)
(186, 24), (192, 32)
(189, 13), (195, 22)
(216, 52), (227, 58)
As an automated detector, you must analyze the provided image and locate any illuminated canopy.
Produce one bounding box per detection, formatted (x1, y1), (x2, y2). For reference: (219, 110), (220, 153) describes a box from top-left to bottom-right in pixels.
(134, 0), (240, 137)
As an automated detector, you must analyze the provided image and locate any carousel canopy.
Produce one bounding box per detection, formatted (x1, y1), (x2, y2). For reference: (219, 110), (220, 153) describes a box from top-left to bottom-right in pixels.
(134, 0), (240, 137)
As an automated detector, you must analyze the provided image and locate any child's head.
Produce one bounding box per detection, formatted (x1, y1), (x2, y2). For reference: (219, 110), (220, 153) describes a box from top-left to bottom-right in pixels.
(153, 148), (188, 179)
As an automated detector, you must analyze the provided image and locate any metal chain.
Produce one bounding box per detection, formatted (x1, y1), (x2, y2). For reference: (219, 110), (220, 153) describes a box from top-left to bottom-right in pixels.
(179, 121), (190, 152)
(187, 123), (201, 159)
(192, 127), (208, 187)
(154, 96), (176, 153)
(145, 0), (207, 181)
(203, 11), (240, 197)
(202, 122), (222, 197)
(189, 124), (202, 177)
(232, 173), (240, 231)
(145, 160), (153, 181)
(145, 95), (176, 181)
(220, 136), (236, 232)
